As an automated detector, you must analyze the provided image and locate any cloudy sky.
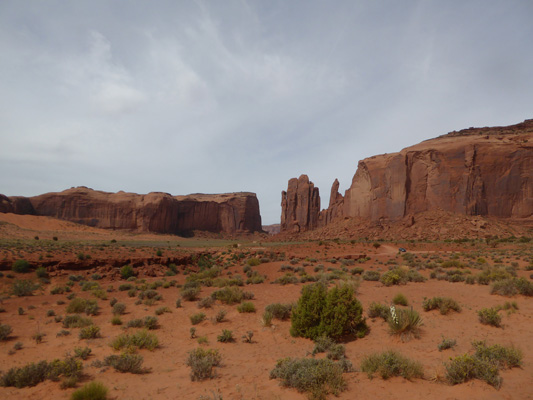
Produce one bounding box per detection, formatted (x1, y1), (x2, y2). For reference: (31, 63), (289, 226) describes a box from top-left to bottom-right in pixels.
(1, 1), (532, 224)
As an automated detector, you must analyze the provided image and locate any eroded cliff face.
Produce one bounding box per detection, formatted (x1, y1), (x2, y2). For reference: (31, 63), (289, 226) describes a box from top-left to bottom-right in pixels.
(280, 175), (320, 232)
(1, 187), (262, 235)
(343, 124), (533, 221)
(283, 119), (533, 230)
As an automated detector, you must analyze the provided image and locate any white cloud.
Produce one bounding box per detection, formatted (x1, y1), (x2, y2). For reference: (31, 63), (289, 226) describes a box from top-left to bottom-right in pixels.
(94, 81), (145, 114)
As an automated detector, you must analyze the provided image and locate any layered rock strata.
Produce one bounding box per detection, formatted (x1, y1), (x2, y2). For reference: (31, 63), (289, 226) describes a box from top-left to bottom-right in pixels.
(0, 187), (262, 235)
(281, 119), (533, 232)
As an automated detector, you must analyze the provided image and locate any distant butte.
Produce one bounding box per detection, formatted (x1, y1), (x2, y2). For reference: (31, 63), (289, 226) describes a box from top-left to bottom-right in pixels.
(281, 119), (533, 236)
(0, 187), (262, 235)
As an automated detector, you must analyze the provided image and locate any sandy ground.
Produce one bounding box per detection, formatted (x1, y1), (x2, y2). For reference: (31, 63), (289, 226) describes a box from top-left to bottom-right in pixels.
(0, 214), (532, 400)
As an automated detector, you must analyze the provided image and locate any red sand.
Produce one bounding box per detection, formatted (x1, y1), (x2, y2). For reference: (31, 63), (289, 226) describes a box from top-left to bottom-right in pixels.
(0, 215), (532, 400)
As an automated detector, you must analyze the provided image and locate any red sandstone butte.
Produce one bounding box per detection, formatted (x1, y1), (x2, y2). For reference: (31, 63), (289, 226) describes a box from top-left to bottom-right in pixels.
(282, 119), (533, 232)
(0, 187), (262, 235)
(280, 174), (320, 233)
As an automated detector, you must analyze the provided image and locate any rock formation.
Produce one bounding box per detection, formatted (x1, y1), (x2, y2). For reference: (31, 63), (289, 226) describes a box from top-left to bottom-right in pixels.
(283, 119), (533, 232)
(280, 175), (320, 232)
(0, 187), (262, 235)
(318, 179), (344, 227)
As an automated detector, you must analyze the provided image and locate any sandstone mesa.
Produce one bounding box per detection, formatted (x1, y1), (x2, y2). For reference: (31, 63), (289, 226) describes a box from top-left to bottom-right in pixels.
(0, 188), (262, 235)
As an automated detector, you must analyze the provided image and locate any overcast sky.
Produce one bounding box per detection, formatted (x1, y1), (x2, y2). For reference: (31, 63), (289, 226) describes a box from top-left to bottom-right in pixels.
(1, 1), (532, 224)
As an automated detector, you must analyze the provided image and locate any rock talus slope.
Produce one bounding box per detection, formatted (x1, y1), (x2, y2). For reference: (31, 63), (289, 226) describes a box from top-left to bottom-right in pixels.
(0, 187), (262, 235)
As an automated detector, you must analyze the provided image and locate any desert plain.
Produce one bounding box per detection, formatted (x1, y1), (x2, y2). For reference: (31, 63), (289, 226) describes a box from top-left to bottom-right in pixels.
(0, 213), (531, 400)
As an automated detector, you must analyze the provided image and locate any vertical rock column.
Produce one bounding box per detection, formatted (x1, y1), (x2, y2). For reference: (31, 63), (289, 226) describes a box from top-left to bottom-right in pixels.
(280, 175), (320, 232)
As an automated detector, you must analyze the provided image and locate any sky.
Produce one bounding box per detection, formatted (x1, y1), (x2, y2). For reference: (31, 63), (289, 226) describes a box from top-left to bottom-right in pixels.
(1, 1), (532, 225)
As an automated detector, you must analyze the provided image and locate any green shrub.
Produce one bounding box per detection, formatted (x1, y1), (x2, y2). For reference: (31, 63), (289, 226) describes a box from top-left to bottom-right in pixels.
(155, 306), (171, 315)
(476, 266), (514, 285)
(388, 306), (422, 339)
(217, 329), (234, 343)
(181, 287), (201, 301)
(186, 348), (222, 381)
(361, 350), (424, 380)
(367, 302), (389, 320)
(63, 315), (93, 329)
(290, 283), (367, 340)
(237, 302), (256, 313)
(362, 271), (380, 281)
(438, 337), (457, 351)
(422, 297), (461, 315)
(74, 347), (92, 360)
(478, 308), (501, 327)
(270, 357), (346, 400)
(67, 298), (99, 316)
(104, 353), (145, 374)
(126, 319), (144, 328)
(81, 281), (100, 291)
(0, 324), (13, 341)
(110, 329), (158, 351)
(143, 316), (159, 330)
(211, 286), (252, 305)
(32, 332), (45, 344)
(111, 316), (122, 326)
(261, 310), (273, 327)
(35, 267), (48, 279)
(446, 354), (500, 387)
(197, 297), (214, 309)
(273, 273), (299, 285)
(70, 381), (108, 400)
(190, 313), (206, 325)
(214, 309), (227, 323)
(12, 279), (38, 296)
(472, 340), (522, 369)
(51, 286), (67, 295)
(120, 265), (135, 280)
(12, 259), (31, 273)
(446, 341), (523, 388)
(312, 336), (346, 360)
(247, 257), (261, 266)
(392, 293), (408, 306)
(265, 303), (293, 320)
(118, 283), (134, 291)
(0, 357), (82, 388)
(380, 267), (425, 286)
(246, 271), (265, 284)
(491, 278), (533, 297)
(112, 303), (126, 315)
(138, 289), (159, 300)
(79, 325), (101, 339)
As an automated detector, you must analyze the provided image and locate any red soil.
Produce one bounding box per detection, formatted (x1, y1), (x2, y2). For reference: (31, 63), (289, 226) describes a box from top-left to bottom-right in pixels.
(0, 216), (532, 400)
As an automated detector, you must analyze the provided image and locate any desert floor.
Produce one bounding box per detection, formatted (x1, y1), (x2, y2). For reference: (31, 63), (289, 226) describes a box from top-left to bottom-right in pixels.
(0, 214), (532, 400)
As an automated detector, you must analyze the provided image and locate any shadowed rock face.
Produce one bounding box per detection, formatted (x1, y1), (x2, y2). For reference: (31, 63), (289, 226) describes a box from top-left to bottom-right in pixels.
(284, 119), (533, 230)
(0, 187), (262, 235)
(280, 175), (320, 232)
